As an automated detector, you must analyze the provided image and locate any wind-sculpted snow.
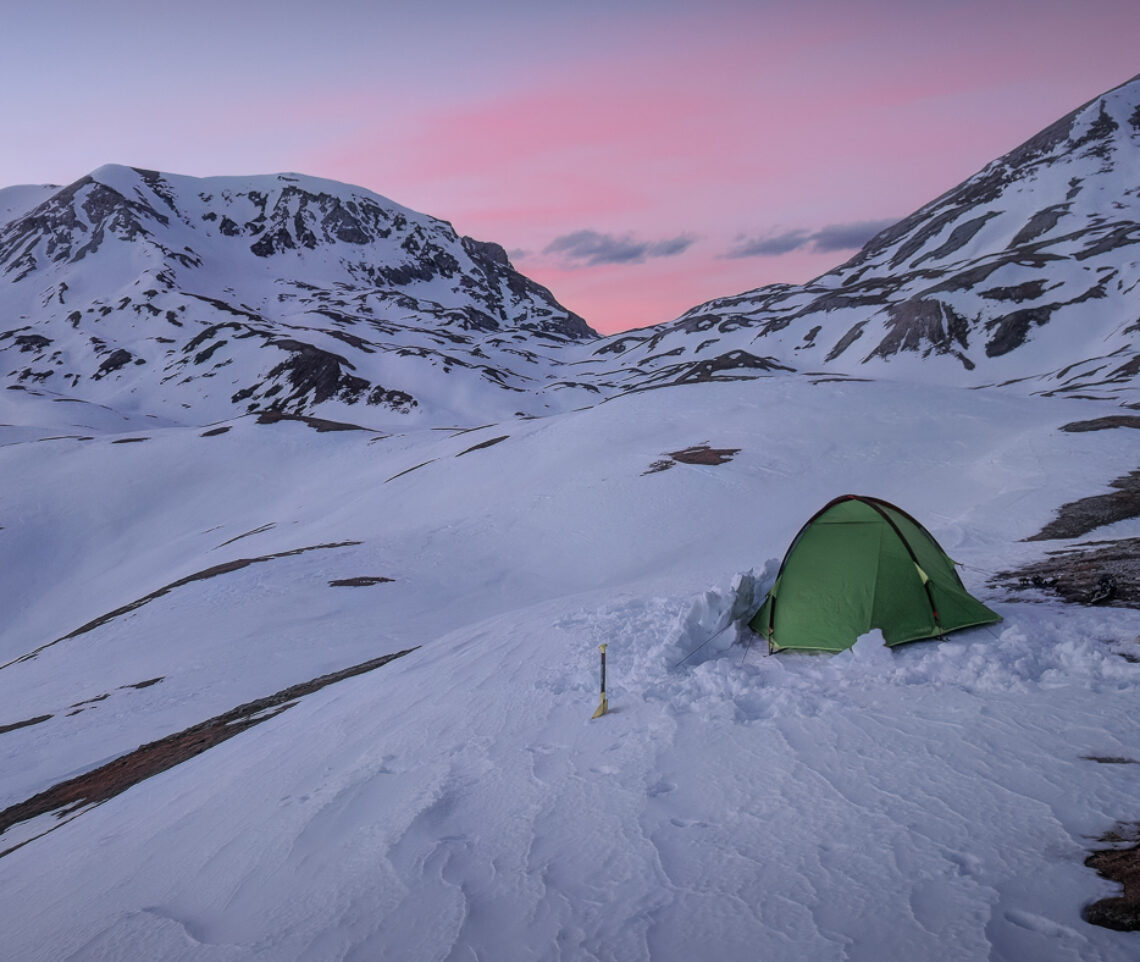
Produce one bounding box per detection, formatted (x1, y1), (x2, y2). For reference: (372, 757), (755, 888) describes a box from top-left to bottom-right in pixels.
(1, 376), (1139, 958)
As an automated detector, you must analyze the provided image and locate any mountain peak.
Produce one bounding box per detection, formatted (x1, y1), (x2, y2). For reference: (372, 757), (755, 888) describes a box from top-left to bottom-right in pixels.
(585, 73), (1140, 406)
(0, 166), (594, 426)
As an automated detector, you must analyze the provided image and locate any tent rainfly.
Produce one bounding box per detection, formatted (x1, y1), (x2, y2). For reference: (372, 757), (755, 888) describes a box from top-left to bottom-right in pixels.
(749, 494), (1001, 653)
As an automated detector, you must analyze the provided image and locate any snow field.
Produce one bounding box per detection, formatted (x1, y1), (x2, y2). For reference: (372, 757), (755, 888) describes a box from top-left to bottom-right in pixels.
(1, 377), (1139, 959)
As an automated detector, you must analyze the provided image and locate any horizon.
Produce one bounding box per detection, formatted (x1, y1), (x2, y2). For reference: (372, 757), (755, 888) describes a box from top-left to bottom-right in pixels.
(3, 0), (1137, 334)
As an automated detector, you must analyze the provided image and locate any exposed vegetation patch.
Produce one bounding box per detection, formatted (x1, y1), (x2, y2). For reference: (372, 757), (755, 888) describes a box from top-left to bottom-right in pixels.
(457, 435), (509, 456)
(1025, 470), (1140, 540)
(673, 350), (794, 384)
(254, 410), (371, 432)
(121, 677), (164, 690)
(200, 426), (231, 437)
(1060, 416), (1140, 433)
(644, 444), (741, 474)
(0, 647), (417, 859)
(216, 522), (276, 549)
(1083, 823), (1140, 932)
(0, 714), (52, 737)
(69, 693), (110, 709)
(329, 576), (394, 587)
(0, 541), (362, 671)
(386, 459), (436, 482)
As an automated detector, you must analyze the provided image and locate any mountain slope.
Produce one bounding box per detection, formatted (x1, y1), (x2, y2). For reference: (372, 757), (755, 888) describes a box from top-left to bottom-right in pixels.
(0, 165), (595, 427)
(587, 73), (1140, 405)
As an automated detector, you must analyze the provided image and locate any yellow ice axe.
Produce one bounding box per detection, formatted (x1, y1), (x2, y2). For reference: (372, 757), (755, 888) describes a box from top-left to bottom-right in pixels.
(591, 643), (609, 719)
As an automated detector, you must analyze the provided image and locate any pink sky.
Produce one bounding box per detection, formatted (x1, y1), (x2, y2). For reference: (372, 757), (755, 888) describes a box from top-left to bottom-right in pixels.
(2, 0), (1137, 333)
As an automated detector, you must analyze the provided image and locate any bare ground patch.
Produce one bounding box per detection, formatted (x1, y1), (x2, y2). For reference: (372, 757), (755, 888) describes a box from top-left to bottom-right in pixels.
(1084, 823), (1140, 932)
(329, 577), (394, 587)
(120, 677), (164, 690)
(216, 522), (276, 548)
(1025, 469), (1140, 541)
(0, 714), (52, 736)
(456, 435), (509, 456)
(990, 537), (1140, 609)
(386, 459), (436, 482)
(644, 444), (741, 475)
(1061, 416), (1140, 433)
(254, 410), (374, 433)
(0, 647), (417, 859)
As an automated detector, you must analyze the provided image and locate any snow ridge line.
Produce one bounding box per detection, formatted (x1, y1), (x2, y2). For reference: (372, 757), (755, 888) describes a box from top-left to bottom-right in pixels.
(0, 541), (363, 672)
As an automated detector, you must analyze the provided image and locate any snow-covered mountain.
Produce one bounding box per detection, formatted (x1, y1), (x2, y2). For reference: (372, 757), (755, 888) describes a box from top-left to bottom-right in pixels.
(0, 165), (595, 427)
(587, 73), (1140, 405)
(5, 73), (1140, 434)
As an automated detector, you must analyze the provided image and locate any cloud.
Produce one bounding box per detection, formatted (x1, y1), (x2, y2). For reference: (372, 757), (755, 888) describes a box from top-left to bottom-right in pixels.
(810, 219), (897, 252)
(724, 219), (896, 259)
(725, 230), (812, 258)
(545, 229), (697, 267)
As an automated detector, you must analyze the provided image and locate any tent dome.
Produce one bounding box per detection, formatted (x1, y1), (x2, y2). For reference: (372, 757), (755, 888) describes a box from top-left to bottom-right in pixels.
(749, 495), (1001, 653)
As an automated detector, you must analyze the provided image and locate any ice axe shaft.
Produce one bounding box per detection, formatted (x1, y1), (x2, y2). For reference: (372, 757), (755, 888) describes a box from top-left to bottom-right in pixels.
(591, 644), (608, 718)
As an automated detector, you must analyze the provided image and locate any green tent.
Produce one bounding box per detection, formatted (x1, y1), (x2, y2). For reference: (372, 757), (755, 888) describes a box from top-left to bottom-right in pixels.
(749, 495), (1001, 653)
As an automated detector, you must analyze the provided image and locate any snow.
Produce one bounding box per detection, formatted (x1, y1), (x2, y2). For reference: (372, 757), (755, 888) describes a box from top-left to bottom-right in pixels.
(2, 75), (1140, 959)
(2, 375), (1139, 960)
(0, 183), (58, 225)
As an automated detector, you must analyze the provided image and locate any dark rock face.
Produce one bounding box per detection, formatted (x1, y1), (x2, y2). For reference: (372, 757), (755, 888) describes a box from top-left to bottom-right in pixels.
(868, 298), (970, 361)
(13, 334), (51, 352)
(662, 350), (793, 386)
(1010, 205), (1070, 247)
(266, 340), (358, 406)
(984, 304), (1061, 357)
(460, 236), (593, 341)
(826, 322), (868, 362)
(231, 340), (416, 415)
(93, 348), (134, 379)
(979, 280), (1051, 302)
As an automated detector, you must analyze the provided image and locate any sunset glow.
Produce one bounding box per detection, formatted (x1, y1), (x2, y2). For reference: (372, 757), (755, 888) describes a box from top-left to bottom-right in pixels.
(3, 0), (1137, 332)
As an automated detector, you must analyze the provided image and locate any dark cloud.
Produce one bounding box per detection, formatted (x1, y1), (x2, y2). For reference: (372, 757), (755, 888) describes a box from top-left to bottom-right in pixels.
(545, 229), (697, 267)
(724, 230), (811, 258)
(810, 219), (897, 252)
(724, 219), (897, 259)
